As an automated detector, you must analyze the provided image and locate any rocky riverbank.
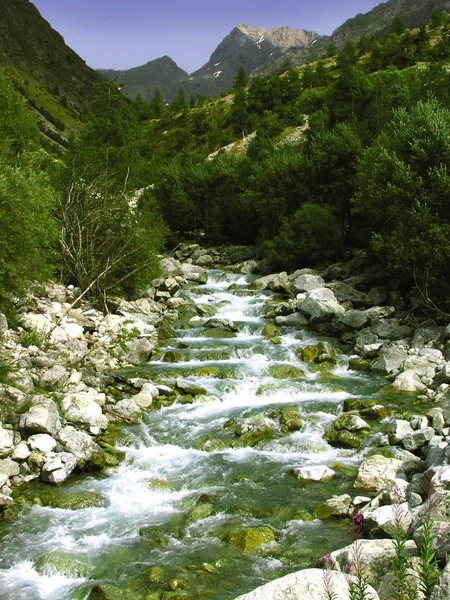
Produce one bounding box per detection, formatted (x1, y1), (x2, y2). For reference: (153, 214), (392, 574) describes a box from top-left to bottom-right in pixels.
(1, 243), (450, 599)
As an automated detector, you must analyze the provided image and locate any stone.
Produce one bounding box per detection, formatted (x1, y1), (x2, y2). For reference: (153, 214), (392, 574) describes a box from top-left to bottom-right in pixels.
(266, 365), (305, 379)
(324, 429), (362, 449)
(40, 365), (69, 391)
(261, 324), (281, 341)
(428, 408), (446, 435)
(62, 391), (108, 433)
(0, 458), (20, 477)
(326, 282), (368, 307)
(338, 310), (369, 330)
(205, 317), (239, 332)
(290, 274), (325, 294)
(363, 503), (413, 538)
(221, 526), (276, 552)
(393, 371), (427, 393)
(19, 397), (61, 436)
(234, 568), (379, 600)
(370, 345), (408, 376)
(176, 379), (207, 396)
(299, 288), (345, 323)
(291, 465), (336, 482)
(354, 455), (402, 494)
(367, 286), (388, 305)
(11, 441), (31, 461)
(402, 427), (435, 451)
(279, 406), (302, 432)
(333, 414), (370, 432)
(0, 425), (14, 458)
(41, 452), (77, 484)
(275, 312), (309, 327)
(35, 551), (89, 578)
(0, 493), (14, 510)
(163, 350), (183, 363)
(371, 319), (412, 341)
(125, 338), (153, 365)
(410, 414), (429, 430)
(107, 398), (142, 424)
(387, 419), (414, 445)
(0, 312), (8, 335)
(330, 539), (418, 587)
(316, 494), (352, 519)
(58, 426), (105, 470)
(28, 434), (57, 454)
(360, 405), (389, 420)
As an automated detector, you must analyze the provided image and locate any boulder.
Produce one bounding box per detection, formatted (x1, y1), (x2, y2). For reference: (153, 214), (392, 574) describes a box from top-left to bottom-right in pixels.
(221, 526), (276, 552)
(107, 398), (142, 424)
(393, 371), (427, 393)
(58, 426), (105, 470)
(291, 465), (336, 482)
(61, 391), (108, 433)
(290, 274), (325, 294)
(124, 338), (153, 365)
(40, 365), (69, 391)
(234, 568), (379, 600)
(249, 272), (289, 293)
(40, 452), (77, 485)
(176, 379), (207, 396)
(330, 539), (418, 587)
(402, 427), (435, 451)
(387, 419), (414, 445)
(275, 312), (308, 327)
(326, 282), (368, 307)
(337, 309), (370, 330)
(266, 365), (305, 379)
(0, 425), (14, 458)
(371, 319), (412, 341)
(19, 397), (61, 436)
(371, 345), (408, 376)
(316, 494), (352, 519)
(0, 458), (20, 477)
(333, 414), (370, 432)
(28, 434), (57, 454)
(354, 455), (403, 494)
(363, 503), (413, 538)
(299, 288), (345, 323)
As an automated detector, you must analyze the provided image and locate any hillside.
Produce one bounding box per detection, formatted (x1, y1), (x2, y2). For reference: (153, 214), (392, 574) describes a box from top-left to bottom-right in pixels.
(0, 0), (102, 141)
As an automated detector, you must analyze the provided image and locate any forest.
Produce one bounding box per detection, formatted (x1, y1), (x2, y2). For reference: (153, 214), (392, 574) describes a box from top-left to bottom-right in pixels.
(2, 9), (450, 317)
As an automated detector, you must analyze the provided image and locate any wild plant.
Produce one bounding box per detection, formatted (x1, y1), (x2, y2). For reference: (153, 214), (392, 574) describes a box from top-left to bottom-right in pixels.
(390, 486), (416, 600)
(347, 513), (371, 600)
(416, 491), (440, 599)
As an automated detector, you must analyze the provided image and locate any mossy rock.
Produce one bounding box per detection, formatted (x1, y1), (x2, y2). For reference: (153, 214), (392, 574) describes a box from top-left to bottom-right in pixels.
(240, 423), (274, 447)
(279, 406), (303, 433)
(348, 358), (371, 372)
(261, 324), (281, 343)
(186, 502), (214, 524)
(307, 362), (335, 375)
(146, 566), (166, 583)
(87, 584), (145, 600)
(342, 398), (361, 412)
(199, 329), (236, 339)
(178, 394), (194, 405)
(323, 428), (363, 449)
(148, 478), (174, 491)
(158, 325), (174, 340)
(271, 506), (294, 521)
(199, 349), (233, 361)
(196, 436), (231, 452)
(220, 526), (276, 552)
(139, 526), (170, 546)
(360, 405), (389, 419)
(333, 413), (370, 431)
(266, 365), (305, 379)
(293, 509), (314, 522)
(40, 491), (106, 510)
(197, 304), (217, 318)
(255, 383), (280, 396)
(35, 551), (89, 578)
(192, 366), (221, 377)
(301, 346), (318, 363)
(163, 351), (184, 363)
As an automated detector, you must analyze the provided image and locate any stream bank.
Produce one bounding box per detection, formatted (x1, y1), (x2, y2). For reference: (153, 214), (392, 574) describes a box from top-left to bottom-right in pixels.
(1, 244), (450, 599)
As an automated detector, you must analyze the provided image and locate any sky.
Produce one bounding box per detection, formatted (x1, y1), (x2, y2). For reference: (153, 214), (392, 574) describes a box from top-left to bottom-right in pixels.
(31, 0), (383, 73)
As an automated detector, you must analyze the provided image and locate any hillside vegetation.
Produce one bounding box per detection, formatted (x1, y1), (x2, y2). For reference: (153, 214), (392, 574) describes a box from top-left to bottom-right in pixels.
(2, 8), (450, 319)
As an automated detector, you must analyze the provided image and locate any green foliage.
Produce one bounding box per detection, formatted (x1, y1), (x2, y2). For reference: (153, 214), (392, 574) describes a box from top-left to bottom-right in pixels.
(149, 87), (163, 118)
(265, 203), (343, 270)
(0, 71), (58, 316)
(233, 66), (249, 90)
(59, 178), (166, 305)
(352, 99), (450, 299)
(171, 87), (189, 113)
(19, 327), (45, 349)
(391, 15), (407, 35)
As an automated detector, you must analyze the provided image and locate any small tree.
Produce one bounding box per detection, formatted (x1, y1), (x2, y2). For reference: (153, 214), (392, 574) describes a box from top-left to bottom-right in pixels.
(149, 87), (163, 118)
(391, 14), (407, 35)
(171, 87), (189, 113)
(233, 66), (249, 90)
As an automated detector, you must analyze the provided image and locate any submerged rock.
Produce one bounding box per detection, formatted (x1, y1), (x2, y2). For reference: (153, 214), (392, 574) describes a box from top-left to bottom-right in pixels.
(35, 551), (89, 578)
(221, 526), (276, 552)
(266, 365), (305, 379)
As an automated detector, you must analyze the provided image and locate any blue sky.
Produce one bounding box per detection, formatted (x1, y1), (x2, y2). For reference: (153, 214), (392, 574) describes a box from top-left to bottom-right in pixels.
(32, 0), (382, 73)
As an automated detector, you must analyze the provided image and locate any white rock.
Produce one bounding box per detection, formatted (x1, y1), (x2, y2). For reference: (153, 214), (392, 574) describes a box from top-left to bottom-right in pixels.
(364, 503), (412, 538)
(387, 419), (414, 445)
(11, 441), (31, 461)
(291, 465), (335, 482)
(62, 392), (108, 433)
(0, 426), (14, 458)
(299, 288), (345, 323)
(28, 434), (57, 453)
(41, 452), (77, 485)
(234, 568), (379, 600)
(58, 426), (104, 468)
(19, 397), (61, 436)
(354, 455), (402, 494)
(393, 370), (427, 393)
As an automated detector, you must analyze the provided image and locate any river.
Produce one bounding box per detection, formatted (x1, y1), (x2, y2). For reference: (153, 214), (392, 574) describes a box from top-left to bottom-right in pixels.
(0, 270), (410, 599)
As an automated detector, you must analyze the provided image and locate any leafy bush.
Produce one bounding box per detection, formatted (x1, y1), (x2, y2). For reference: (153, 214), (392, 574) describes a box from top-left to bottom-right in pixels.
(265, 203), (343, 270)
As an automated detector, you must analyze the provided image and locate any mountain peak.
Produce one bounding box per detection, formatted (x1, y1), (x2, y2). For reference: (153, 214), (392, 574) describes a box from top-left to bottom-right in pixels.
(237, 23), (320, 48)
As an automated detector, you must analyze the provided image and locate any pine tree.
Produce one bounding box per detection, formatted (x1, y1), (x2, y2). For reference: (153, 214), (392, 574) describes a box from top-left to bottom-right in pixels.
(233, 66), (249, 90)
(149, 87), (163, 118)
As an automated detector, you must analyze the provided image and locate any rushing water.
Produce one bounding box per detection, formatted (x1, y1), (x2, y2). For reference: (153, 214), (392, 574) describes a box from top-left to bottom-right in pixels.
(0, 271), (411, 599)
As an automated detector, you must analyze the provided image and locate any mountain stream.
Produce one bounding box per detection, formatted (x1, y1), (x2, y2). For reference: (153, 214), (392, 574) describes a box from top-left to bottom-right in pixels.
(0, 270), (414, 599)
